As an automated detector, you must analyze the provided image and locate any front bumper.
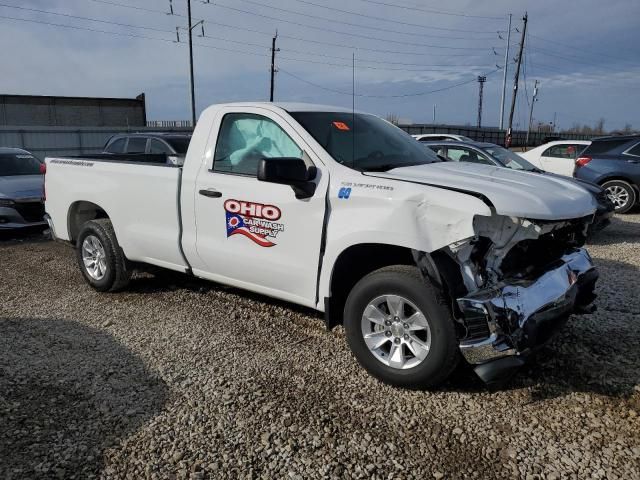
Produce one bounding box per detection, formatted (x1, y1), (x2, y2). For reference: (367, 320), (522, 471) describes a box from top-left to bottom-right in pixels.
(456, 248), (597, 370)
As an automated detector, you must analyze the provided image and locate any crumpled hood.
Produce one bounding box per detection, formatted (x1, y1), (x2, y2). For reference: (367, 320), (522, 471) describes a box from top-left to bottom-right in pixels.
(0, 175), (44, 199)
(368, 162), (597, 220)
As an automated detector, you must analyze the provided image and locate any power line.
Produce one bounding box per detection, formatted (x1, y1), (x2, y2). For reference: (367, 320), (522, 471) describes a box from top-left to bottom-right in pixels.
(0, 13), (271, 58)
(0, 11), (492, 76)
(85, 0), (492, 58)
(352, 0), (505, 20)
(209, 2), (497, 50)
(279, 67), (500, 98)
(232, 0), (500, 38)
(177, 16), (486, 57)
(278, 54), (492, 72)
(287, 0), (505, 34)
(2, 1), (495, 71)
(278, 47), (493, 68)
(88, 0), (181, 17)
(0, 2), (179, 34)
(528, 33), (630, 63)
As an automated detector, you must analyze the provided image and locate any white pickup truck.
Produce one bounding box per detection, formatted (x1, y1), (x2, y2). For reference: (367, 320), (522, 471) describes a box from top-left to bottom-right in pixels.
(45, 102), (599, 387)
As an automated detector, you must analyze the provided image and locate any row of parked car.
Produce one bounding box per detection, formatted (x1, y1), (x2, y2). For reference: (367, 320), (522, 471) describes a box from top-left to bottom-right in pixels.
(413, 133), (640, 214)
(1, 127), (639, 233)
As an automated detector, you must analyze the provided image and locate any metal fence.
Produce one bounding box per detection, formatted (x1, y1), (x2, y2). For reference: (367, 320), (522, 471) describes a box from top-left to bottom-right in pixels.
(399, 124), (592, 148)
(0, 126), (192, 159)
(0, 123), (595, 159)
(146, 120), (193, 128)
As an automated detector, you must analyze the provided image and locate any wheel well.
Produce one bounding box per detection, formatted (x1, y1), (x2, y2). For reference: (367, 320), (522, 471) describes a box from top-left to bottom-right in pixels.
(325, 244), (415, 329)
(67, 201), (109, 242)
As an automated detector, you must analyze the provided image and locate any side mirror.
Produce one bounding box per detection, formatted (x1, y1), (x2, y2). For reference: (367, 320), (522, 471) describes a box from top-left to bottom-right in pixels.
(258, 158), (317, 199)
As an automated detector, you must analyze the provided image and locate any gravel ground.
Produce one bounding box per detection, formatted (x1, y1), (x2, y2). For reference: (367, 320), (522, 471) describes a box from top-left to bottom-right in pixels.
(1, 218), (639, 479)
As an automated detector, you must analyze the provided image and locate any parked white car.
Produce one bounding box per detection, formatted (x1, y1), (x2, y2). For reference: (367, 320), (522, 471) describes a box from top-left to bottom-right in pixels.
(44, 102), (599, 388)
(412, 133), (474, 142)
(519, 140), (591, 176)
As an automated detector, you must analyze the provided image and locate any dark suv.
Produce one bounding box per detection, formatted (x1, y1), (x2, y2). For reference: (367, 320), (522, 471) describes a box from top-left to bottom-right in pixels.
(574, 135), (640, 213)
(104, 133), (191, 165)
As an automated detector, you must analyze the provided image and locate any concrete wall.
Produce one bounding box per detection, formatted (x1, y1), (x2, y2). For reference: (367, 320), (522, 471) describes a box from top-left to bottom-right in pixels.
(0, 94), (147, 127)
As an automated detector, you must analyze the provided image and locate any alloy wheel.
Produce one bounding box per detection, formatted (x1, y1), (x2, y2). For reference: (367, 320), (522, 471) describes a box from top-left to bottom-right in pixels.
(605, 185), (630, 210)
(360, 294), (432, 370)
(82, 235), (107, 280)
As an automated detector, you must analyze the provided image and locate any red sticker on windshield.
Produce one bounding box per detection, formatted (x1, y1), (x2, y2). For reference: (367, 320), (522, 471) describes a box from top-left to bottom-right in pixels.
(332, 121), (350, 131)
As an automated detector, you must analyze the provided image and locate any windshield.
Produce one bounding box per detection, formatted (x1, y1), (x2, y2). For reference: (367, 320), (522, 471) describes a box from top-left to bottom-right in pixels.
(481, 145), (538, 171)
(0, 153), (42, 176)
(290, 112), (441, 171)
(165, 137), (191, 154)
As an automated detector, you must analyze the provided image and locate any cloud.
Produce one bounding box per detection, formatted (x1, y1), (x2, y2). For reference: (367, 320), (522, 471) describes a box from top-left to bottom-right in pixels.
(0, 0), (638, 129)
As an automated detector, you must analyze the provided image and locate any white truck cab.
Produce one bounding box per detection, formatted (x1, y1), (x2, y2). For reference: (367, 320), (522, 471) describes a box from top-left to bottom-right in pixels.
(44, 103), (599, 387)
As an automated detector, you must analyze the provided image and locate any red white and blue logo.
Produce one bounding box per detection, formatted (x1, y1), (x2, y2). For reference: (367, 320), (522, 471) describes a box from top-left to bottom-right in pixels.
(224, 199), (284, 248)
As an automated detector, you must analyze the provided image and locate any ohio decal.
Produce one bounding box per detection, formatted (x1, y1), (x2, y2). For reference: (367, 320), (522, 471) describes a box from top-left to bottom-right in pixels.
(224, 199), (284, 247)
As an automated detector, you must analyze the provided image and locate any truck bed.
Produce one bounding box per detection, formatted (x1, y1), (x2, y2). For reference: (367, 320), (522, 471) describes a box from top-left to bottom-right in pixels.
(45, 156), (188, 272)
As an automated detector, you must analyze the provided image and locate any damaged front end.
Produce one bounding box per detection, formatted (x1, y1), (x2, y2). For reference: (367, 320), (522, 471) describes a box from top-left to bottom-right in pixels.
(438, 215), (598, 384)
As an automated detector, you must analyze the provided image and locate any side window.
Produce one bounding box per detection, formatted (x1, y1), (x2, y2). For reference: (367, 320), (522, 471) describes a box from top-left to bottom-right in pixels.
(626, 142), (640, 157)
(543, 144), (577, 159)
(213, 113), (302, 176)
(446, 147), (493, 165)
(149, 139), (172, 154)
(105, 137), (126, 154)
(126, 137), (148, 153)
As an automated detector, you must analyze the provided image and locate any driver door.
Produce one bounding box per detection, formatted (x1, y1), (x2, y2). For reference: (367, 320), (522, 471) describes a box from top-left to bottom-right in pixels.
(191, 107), (327, 307)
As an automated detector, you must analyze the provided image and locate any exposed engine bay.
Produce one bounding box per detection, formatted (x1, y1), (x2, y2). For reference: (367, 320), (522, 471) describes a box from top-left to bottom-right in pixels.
(427, 214), (598, 383)
(449, 215), (591, 291)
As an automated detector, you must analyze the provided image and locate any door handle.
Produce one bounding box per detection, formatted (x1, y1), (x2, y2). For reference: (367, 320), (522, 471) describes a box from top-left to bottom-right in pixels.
(199, 188), (222, 198)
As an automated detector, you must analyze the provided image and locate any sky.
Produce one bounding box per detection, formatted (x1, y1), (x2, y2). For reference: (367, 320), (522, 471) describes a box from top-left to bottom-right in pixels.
(1, 0), (638, 131)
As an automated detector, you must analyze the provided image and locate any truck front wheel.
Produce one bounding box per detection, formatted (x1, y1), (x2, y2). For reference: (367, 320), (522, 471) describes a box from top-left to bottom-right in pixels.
(76, 219), (131, 292)
(344, 265), (459, 388)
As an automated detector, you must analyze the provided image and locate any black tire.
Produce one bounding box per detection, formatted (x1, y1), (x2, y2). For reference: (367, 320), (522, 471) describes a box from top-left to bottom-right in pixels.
(602, 180), (637, 214)
(344, 265), (459, 388)
(76, 219), (131, 292)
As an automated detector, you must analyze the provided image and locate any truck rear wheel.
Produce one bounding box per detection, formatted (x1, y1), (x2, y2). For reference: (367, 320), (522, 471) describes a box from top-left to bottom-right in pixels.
(344, 265), (459, 388)
(76, 219), (131, 292)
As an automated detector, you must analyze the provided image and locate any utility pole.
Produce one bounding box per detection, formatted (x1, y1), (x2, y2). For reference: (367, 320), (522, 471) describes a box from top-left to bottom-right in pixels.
(269, 31), (279, 102)
(433, 104), (436, 123)
(525, 79), (539, 146)
(477, 76), (487, 128)
(506, 12), (527, 147)
(187, 0), (196, 127)
(499, 13), (512, 130)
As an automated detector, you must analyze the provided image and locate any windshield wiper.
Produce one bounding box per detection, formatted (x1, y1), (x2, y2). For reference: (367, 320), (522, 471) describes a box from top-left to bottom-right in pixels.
(361, 161), (430, 172)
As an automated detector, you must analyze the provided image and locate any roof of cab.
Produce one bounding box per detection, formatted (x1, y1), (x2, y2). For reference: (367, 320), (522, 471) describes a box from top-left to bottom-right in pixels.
(205, 102), (356, 114)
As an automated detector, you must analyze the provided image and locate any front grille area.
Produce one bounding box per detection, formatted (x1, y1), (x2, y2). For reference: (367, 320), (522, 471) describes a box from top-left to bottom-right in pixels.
(14, 201), (45, 223)
(463, 309), (491, 340)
